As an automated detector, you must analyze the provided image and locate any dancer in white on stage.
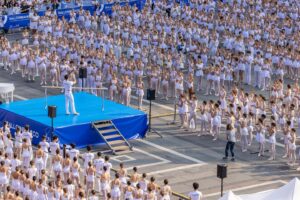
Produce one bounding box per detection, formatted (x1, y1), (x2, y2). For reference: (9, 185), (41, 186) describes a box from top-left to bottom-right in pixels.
(63, 74), (79, 115)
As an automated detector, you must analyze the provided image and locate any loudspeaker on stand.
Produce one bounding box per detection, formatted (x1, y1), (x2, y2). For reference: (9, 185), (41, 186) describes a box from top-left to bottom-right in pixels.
(48, 106), (57, 118)
(147, 89), (155, 100)
(217, 164), (227, 179)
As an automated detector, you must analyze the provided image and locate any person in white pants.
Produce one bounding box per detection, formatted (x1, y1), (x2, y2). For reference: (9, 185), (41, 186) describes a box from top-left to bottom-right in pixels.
(63, 74), (79, 115)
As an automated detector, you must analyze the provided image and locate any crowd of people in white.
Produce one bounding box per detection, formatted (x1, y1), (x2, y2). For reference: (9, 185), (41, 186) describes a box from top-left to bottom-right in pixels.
(0, 0), (300, 199)
(0, 122), (204, 200)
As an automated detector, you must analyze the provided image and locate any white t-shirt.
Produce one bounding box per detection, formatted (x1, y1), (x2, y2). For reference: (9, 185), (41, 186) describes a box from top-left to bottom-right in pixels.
(83, 152), (94, 167)
(39, 141), (49, 153)
(94, 158), (104, 172)
(188, 190), (203, 200)
(22, 131), (32, 143)
(68, 148), (79, 161)
(63, 80), (74, 95)
(103, 162), (112, 173)
(49, 141), (60, 154)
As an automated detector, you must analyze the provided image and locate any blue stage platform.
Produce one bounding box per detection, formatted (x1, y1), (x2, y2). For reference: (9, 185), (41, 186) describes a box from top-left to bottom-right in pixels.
(0, 92), (147, 148)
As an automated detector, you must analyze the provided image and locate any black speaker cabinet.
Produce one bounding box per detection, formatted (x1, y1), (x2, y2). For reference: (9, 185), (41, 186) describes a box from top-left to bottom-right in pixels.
(48, 106), (57, 118)
(147, 89), (155, 100)
(217, 164), (227, 179)
(79, 67), (87, 78)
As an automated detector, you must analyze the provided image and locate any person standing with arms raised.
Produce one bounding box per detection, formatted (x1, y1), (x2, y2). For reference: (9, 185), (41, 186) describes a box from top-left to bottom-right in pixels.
(63, 74), (79, 115)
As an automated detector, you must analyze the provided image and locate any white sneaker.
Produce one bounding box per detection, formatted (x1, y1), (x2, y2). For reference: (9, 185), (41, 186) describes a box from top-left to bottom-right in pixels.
(282, 154), (288, 158)
(73, 112), (79, 115)
(268, 157), (274, 161)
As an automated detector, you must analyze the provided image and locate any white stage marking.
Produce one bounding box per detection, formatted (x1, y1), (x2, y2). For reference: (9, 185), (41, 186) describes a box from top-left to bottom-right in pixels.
(138, 139), (206, 164)
(134, 148), (169, 162)
(205, 180), (287, 198)
(148, 163), (206, 175)
(111, 155), (136, 163)
(14, 95), (28, 100)
(123, 148), (170, 170)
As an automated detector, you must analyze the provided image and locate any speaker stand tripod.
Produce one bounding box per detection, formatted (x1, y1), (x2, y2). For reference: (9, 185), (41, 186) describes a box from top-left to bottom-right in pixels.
(220, 177), (224, 197)
(146, 99), (163, 138)
(250, 149), (269, 156)
(167, 98), (178, 125)
(51, 117), (54, 140)
(48, 105), (56, 141)
(217, 163), (227, 197)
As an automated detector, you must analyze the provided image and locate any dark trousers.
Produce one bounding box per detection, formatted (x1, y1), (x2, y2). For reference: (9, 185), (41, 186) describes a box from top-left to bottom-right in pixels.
(166, 8), (171, 17)
(151, 3), (155, 10)
(225, 141), (235, 158)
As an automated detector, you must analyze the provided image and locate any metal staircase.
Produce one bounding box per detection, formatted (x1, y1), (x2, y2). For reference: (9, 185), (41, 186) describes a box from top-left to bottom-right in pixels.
(92, 120), (133, 155)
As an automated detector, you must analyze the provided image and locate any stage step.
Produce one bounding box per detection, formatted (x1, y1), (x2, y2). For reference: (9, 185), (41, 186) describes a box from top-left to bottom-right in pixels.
(92, 120), (133, 155)
(101, 128), (117, 134)
(94, 124), (113, 129)
(113, 145), (130, 151)
(104, 134), (120, 140)
(107, 140), (125, 145)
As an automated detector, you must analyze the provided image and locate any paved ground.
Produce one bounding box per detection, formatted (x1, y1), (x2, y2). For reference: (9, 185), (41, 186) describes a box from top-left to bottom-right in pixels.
(1, 67), (299, 200)
(1, 33), (300, 200)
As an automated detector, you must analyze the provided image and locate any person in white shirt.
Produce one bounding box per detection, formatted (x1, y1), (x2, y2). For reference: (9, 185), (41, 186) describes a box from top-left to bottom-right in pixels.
(94, 152), (104, 193)
(49, 136), (59, 156)
(103, 155), (112, 174)
(63, 74), (79, 115)
(22, 125), (32, 144)
(188, 182), (203, 200)
(39, 135), (49, 169)
(88, 189), (98, 200)
(11, 153), (21, 172)
(68, 143), (79, 161)
(83, 146), (94, 169)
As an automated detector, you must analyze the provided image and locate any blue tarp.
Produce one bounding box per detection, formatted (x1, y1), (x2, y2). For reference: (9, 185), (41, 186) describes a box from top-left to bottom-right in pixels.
(0, 92), (148, 148)
(0, 0), (142, 30)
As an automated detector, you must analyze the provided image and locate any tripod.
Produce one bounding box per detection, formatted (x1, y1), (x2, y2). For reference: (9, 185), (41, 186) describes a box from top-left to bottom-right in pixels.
(48, 105), (56, 141)
(168, 98), (178, 125)
(146, 89), (163, 138)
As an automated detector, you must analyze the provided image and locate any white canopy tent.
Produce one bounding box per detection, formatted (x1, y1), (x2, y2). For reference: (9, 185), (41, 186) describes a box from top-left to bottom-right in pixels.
(219, 178), (300, 200)
(239, 190), (273, 200)
(219, 191), (242, 200)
